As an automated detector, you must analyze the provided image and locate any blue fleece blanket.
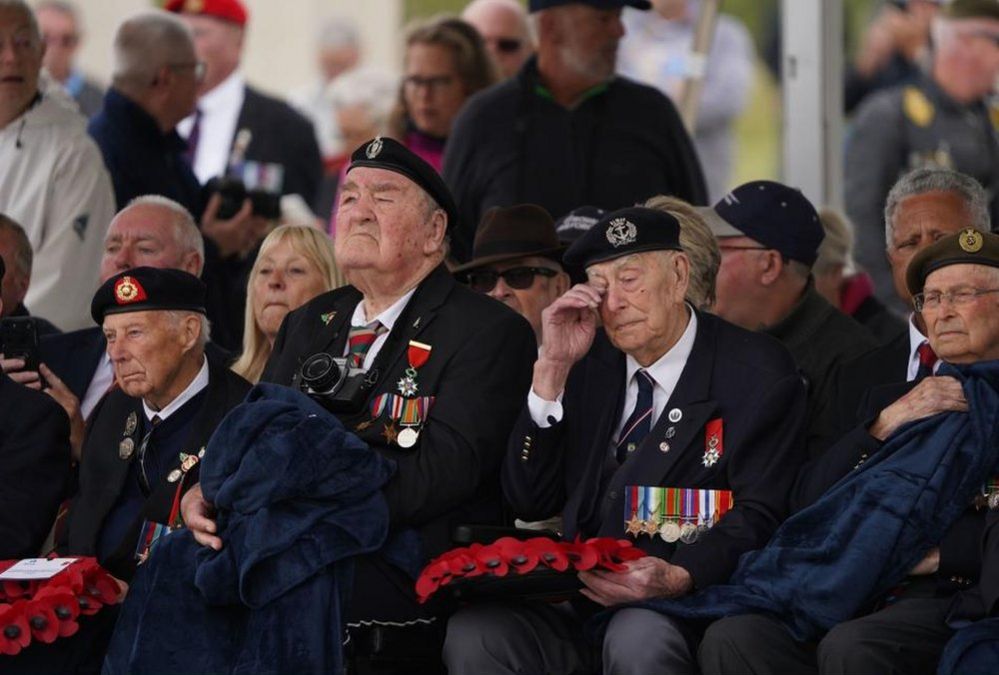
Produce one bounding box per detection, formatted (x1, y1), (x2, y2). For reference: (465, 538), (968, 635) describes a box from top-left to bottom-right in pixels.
(103, 384), (397, 675)
(628, 361), (999, 642)
(939, 619), (999, 675)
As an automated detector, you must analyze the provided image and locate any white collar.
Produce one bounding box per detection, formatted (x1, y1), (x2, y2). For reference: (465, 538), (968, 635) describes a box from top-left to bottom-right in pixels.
(350, 288), (417, 331)
(142, 356), (209, 422)
(624, 306), (698, 388)
(198, 70), (245, 115)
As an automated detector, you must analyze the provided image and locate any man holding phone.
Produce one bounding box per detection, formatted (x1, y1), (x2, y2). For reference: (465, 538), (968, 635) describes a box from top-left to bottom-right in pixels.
(0, 253), (72, 558)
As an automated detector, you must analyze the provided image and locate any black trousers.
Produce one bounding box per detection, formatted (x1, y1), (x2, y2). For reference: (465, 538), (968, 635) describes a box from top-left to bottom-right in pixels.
(698, 597), (955, 675)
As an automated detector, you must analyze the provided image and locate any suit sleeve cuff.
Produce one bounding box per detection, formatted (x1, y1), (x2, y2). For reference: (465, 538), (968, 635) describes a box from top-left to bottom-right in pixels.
(528, 389), (563, 428)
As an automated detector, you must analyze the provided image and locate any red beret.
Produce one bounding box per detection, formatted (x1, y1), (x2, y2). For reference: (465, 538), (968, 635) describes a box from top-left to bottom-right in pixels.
(164, 0), (248, 26)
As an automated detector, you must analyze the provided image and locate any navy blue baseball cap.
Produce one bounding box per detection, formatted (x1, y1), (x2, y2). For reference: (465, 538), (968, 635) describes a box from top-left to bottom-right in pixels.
(529, 0), (651, 12)
(563, 206), (681, 268)
(711, 180), (824, 268)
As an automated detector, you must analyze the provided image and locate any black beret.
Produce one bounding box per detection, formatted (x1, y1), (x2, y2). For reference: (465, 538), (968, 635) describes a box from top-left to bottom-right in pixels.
(906, 228), (999, 295)
(347, 136), (459, 233)
(529, 0), (651, 11)
(563, 206), (682, 269)
(91, 267), (207, 324)
(712, 180), (824, 267)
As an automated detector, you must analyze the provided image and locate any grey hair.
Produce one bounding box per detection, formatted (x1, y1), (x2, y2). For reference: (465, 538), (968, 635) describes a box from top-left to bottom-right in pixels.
(327, 67), (398, 128)
(0, 1), (41, 46)
(111, 10), (194, 91)
(317, 16), (359, 49)
(884, 167), (990, 247)
(164, 310), (210, 349)
(463, 0), (535, 44)
(118, 195), (204, 275)
(0, 213), (32, 277)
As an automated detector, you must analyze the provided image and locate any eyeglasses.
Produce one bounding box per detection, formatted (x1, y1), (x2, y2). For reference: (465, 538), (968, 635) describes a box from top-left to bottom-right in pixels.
(489, 37), (523, 54)
(403, 74), (456, 93)
(467, 266), (557, 293)
(42, 32), (78, 48)
(169, 61), (207, 83)
(913, 287), (999, 311)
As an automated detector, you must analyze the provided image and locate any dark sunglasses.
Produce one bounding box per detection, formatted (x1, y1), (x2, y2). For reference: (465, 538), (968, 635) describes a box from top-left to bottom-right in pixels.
(493, 38), (523, 54)
(467, 266), (557, 293)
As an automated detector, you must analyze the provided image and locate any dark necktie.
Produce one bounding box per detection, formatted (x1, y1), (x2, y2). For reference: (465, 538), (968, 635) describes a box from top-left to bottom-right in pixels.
(616, 370), (656, 464)
(347, 320), (387, 368)
(914, 341), (938, 381)
(183, 109), (202, 165)
(137, 415), (162, 494)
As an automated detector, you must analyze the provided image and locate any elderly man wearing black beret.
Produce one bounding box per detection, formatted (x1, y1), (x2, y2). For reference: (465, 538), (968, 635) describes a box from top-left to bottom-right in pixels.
(63, 266), (251, 583)
(698, 229), (999, 675)
(444, 206), (807, 674)
(182, 137), (537, 630)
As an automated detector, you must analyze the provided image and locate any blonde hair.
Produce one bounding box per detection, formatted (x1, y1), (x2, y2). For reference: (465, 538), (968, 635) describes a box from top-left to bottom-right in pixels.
(644, 195), (721, 310)
(231, 225), (344, 383)
(816, 207), (855, 276)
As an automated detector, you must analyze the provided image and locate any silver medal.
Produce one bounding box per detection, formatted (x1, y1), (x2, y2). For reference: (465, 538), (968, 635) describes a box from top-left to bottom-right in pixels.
(119, 437), (135, 460)
(397, 427), (419, 448)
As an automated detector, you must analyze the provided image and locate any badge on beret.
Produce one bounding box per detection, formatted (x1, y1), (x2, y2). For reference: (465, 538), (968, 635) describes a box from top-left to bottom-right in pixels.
(184, 0), (204, 12)
(365, 136), (384, 160)
(606, 218), (637, 248)
(114, 276), (147, 305)
(959, 228), (984, 253)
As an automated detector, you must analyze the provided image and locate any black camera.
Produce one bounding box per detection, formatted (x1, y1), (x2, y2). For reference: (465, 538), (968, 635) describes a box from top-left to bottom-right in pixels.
(206, 176), (282, 220)
(295, 353), (374, 414)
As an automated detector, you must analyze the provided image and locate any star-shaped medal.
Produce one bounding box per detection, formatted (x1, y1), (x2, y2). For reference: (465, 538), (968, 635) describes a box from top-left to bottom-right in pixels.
(355, 419), (375, 432)
(397, 375), (418, 397)
(382, 420), (399, 444)
(625, 515), (644, 537)
(702, 448), (720, 467)
(641, 518), (661, 537)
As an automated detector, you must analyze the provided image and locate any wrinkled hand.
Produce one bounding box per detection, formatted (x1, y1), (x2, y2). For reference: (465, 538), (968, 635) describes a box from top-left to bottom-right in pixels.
(910, 547), (940, 576)
(869, 376), (967, 441)
(854, 6), (902, 76)
(578, 557), (693, 606)
(39, 364), (86, 462)
(534, 284), (602, 400)
(0, 353), (42, 389)
(181, 483), (222, 550)
(201, 193), (256, 258)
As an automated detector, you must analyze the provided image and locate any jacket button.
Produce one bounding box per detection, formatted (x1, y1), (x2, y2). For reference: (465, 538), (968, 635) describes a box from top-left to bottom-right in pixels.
(607, 490), (617, 500)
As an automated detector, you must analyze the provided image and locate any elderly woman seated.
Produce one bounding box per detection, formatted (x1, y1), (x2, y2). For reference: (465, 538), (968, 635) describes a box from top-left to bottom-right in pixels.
(231, 225), (343, 383)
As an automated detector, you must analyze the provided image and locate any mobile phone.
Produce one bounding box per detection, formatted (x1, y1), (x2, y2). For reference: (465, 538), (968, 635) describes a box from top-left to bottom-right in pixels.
(0, 317), (41, 373)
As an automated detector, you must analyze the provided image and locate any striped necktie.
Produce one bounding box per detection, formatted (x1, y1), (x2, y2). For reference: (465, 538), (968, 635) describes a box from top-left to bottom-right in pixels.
(615, 370), (656, 464)
(914, 341), (938, 381)
(347, 320), (387, 368)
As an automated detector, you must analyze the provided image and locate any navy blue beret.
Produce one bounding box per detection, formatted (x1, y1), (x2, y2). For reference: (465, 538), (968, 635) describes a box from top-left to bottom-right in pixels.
(563, 206), (682, 268)
(711, 180), (824, 267)
(347, 136), (459, 233)
(529, 0), (651, 10)
(92, 267), (207, 324)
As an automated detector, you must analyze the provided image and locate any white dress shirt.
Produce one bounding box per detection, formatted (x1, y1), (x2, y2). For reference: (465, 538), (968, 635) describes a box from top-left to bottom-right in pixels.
(177, 71), (246, 184)
(344, 289), (417, 369)
(142, 357), (209, 423)
(529, 308), (699, 432)
(80, 353), (114, 420)
(905, 314), (938, 381)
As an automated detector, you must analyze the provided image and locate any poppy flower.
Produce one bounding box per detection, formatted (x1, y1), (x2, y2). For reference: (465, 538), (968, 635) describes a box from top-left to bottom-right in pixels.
(1, 578), (37, 601)
(24, 597), (59, 644)
(472, 544), (509, 577)
(524, 537), (570, 571)
(0, 602), (31, 656)
(493, 537), (539, 574)
(586, 538), (647, 571)
(31, 586), (80, 639)
(415, 559), (452, 603)
(563, 539), (599, 571)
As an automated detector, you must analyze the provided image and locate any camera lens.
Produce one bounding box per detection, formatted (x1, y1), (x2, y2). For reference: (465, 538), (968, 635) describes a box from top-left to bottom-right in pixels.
(300, 353), (342, 392)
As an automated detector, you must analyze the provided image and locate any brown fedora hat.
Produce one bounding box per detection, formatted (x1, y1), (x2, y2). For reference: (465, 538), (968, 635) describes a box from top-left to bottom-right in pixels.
(453, 204), (566, 274)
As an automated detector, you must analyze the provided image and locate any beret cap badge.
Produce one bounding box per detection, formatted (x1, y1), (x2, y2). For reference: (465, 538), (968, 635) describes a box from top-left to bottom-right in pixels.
(184, 0), (205, 12)
(960, 228), (984, 254)
(114, 276), (146, 305)
(365, 137), (384, 160)
(606, 218), (637, 248)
